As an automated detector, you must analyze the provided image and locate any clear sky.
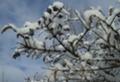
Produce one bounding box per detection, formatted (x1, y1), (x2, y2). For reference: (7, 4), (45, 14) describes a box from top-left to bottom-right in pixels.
(0, 0), (119, 82)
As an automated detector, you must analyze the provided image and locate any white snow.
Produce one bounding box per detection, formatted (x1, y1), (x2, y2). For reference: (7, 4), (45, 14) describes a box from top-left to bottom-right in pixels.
(54, 63), (63, 69)
(44, 11), (51, 19)
(68, 34), (78, 43)
(64, 59), (73, 68)
(52, 1), (69, 15)
(24, 36), (44, 49)
(3, 2), (120, 82)
(24, 21), (32, 27)
(53, 1), (64, 9)
(56, 45), (65, 51)
(15, 48), (25, 53)
(31, 38), (44, 49)
(84, 9), (106, 24)
(53, 13), (67, 25)
(81, 52), (93, 60)
(63, 39), (69, 46)
(63, 24), (70, 31)
(38, 17), (44, 24)
(84, 41), (90, 45)
(27, 22), (40, 30)
(48, 5), (52, 10)
(49, 22), (57, 29)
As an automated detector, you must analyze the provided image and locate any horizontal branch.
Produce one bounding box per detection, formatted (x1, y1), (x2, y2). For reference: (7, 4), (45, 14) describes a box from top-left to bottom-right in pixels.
(44, 64), (120, 72)
(23, 45), (66, 53)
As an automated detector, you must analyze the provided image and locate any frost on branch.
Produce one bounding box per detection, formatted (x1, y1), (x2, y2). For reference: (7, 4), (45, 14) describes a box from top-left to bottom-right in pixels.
(83, 7), (106, 26)
(1, 1), (120, 82)
(1, 21), (40, 37)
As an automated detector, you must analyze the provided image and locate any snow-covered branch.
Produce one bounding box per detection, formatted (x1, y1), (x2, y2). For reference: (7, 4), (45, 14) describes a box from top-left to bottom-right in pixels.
(1, 1), (120, 82)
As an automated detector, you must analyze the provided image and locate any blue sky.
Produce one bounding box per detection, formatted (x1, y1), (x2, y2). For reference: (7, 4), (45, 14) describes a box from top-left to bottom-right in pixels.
(0, 0), (119, 82)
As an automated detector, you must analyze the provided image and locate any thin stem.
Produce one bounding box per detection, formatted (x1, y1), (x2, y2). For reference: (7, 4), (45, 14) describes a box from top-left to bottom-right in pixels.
(74, 10), (90, 29)
(76, 29), (90, 45)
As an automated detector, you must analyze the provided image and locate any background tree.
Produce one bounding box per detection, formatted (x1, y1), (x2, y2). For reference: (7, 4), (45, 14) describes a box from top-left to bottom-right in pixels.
(1, 1), (120, 82)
